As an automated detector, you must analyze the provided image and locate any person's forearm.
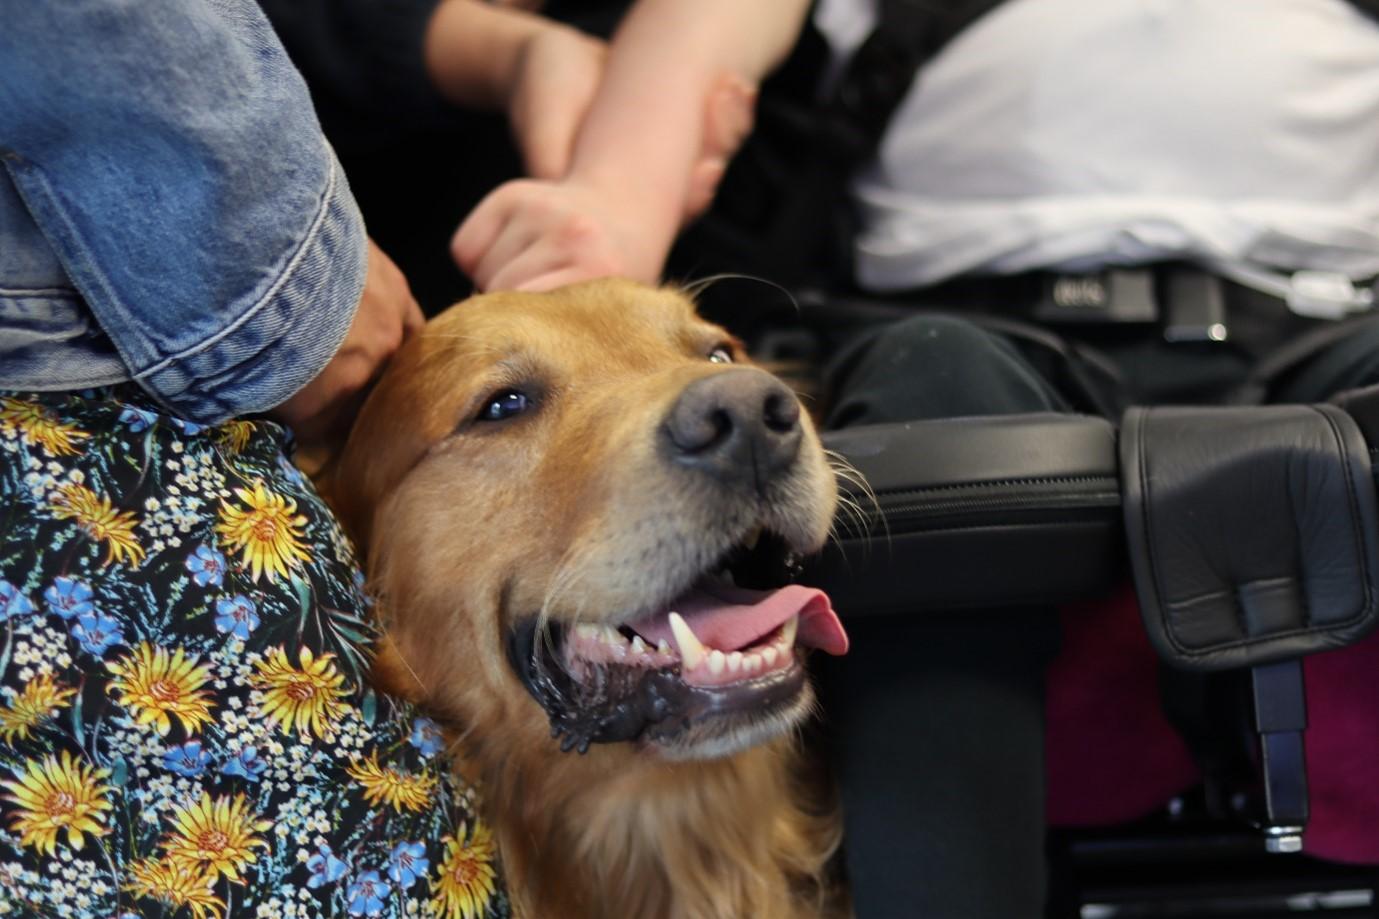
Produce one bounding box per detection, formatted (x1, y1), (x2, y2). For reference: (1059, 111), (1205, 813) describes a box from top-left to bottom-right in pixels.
(565, 0), (811, 241)
(425, 0), (575, 110)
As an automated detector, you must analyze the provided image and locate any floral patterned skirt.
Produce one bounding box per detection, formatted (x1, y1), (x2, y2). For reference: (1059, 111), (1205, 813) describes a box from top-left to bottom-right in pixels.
(0, 390), (508, 919)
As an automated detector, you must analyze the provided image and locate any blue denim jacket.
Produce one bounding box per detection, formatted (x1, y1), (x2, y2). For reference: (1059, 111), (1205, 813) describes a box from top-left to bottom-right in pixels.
(0, 0), (366, 424)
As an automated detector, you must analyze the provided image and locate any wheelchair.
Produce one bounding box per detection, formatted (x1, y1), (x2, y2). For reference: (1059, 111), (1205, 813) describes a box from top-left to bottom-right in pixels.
(669, 267), (1379, 917)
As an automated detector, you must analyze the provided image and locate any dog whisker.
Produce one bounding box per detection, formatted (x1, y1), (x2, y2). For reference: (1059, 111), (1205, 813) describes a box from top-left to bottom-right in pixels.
(673, 272), (802, 317)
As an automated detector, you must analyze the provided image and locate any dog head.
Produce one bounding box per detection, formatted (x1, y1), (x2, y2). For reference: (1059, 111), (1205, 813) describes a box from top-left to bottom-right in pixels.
(333, 279), (846, 765)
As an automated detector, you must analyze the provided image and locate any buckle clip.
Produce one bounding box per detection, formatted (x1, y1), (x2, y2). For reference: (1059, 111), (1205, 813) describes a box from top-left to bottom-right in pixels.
(1286, 271), (1374, 321)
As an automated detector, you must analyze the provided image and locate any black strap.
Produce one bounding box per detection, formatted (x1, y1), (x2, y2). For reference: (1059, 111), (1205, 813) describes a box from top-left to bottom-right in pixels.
(822, 0), (1007, 167)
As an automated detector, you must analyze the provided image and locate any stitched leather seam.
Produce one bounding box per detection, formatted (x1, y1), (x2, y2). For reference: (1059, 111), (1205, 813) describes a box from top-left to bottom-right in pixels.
(831, 518), (1118, 540)
(1166, 576), (1297, 610)
(857, 476), (1118, 501)
(1136, 409), (1176, 652)
(1316, 404), (1375, 630)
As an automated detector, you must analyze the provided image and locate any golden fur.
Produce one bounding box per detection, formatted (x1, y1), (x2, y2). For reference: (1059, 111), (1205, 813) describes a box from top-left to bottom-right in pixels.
(329, 279), (844, 919)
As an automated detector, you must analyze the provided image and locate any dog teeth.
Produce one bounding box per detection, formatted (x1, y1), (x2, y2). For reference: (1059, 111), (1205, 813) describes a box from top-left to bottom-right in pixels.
(763, 647), (779, 667)
(630, 636), (646, 655)
(781, 616), (798, 648)
(744, 527), (763, 550)
(707, 650), (725, 676)
(657, 639), (672, 656)
(743, 652), (762, 673)
(726, 651), (743, 673)
(667, 612), (706, 670)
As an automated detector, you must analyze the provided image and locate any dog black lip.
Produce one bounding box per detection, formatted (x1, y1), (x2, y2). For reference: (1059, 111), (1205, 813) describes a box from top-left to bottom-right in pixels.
(506, 620), (807, 755)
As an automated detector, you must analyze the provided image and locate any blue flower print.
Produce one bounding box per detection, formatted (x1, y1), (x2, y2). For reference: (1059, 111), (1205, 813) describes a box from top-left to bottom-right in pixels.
(71, 612), (124, 655)
(306, 844), (350, 889)
(118, 405), (157, 432)
(347, 870), (391, 915)
(43, 576), (93, 620)
(409, 717), (445, 758)
(214, 595), (260, 640)
(185, 544), (226, 587)
(171, 417), (206, 436)
(163, 741), (211, 777)
(0, 580), (34, 621)
(276, 451), (306, 486)
(0, 390), (511, 918)
(352, 567), (374, 608)
(220, 746), (268, 782)
(387, 841), (429, 889)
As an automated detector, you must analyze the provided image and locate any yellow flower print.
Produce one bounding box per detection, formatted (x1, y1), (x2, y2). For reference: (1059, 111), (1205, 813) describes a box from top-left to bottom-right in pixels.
(49, 483), (145, 567)
(0, 673), (78, 743)
(125, 857), (226, 919)
(214, 419), (256, 454)
(430, 821), (499, 919)
(0, 750), (113, 855)
(0, 397), (89, 456)
(107, 642), (216, 736)
(346, 751), (438, 814)
(161, 792), (272, 883)
(216, 481), (311, 582)
(249, 646), (350, 739)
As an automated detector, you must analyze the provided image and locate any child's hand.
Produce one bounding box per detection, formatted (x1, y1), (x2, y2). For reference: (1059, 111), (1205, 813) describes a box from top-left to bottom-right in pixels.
(683, 74), (756, 220)
(454, 71), (758, 293)
(507, 26), (607, 180)
(452, 178), (662, 292)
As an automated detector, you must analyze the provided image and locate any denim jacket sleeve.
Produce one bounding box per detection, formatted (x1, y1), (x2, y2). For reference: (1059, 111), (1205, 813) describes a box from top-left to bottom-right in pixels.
(0, 0), (366, 424)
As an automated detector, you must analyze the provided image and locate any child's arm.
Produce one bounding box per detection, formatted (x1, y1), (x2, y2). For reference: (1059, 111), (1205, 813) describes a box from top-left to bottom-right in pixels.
(453, 0), (811, 292)
(425, 0), (607, 179)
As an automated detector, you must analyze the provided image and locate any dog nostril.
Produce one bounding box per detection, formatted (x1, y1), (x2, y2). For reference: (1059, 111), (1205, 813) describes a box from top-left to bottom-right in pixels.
(706, 408), (734, 448)
(763, 392), (800, 433)
(668, 404), (735, 454)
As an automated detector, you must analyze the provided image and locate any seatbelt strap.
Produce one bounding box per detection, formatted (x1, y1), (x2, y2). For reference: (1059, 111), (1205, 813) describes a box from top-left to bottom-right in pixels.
(1349, 0), (1379, 19)
(820, 0), (1007, 167)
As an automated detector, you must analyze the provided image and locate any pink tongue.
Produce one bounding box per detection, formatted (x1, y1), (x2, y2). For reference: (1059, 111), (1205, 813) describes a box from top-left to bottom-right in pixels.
(629, 582), (849, 656)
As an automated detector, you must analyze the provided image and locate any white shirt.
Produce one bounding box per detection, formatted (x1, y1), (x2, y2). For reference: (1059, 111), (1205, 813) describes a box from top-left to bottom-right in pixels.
(815, 0), (1379, 298)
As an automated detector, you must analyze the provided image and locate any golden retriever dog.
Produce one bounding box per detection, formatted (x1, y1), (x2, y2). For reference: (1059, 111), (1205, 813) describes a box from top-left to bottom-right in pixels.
(328, 279), (850, 919)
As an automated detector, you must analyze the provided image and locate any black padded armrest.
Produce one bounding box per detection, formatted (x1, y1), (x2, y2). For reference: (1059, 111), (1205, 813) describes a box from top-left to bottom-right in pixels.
(1121, 405), (1379, 670)
(802, 413), (1123, 614)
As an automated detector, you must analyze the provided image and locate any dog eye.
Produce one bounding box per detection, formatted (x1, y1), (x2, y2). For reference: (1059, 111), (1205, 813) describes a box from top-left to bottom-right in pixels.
(477, 390), (531, 422)
(708, 346), (734, 364)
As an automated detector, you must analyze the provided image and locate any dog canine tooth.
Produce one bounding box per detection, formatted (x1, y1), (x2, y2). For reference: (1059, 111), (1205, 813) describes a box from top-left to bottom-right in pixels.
(707, 650), (725, 676)
(781, 616), (798, 648)
(667, 612), (705, 670)
(726, 651), (743, 673)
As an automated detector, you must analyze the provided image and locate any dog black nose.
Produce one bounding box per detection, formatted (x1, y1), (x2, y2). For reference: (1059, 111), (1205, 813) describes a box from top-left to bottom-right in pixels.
(664, 369), (802, 485)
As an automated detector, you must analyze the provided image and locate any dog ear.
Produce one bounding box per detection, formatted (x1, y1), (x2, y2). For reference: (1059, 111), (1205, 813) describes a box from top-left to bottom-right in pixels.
(329, 360), (435, 555)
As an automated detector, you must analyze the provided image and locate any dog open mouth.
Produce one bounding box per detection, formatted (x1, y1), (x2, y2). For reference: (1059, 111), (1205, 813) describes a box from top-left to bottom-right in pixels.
(508, 532), (848, 758)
